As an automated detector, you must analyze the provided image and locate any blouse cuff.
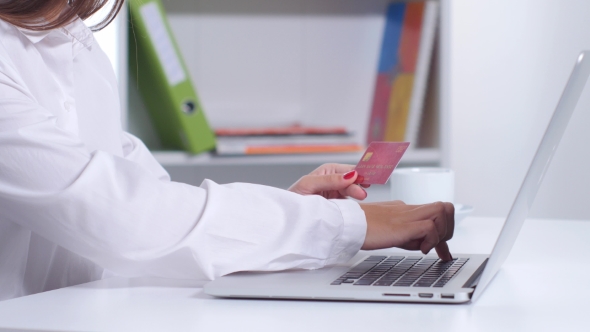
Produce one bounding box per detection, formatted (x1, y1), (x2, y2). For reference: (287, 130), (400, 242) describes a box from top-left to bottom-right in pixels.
(325, 199), (367, 265)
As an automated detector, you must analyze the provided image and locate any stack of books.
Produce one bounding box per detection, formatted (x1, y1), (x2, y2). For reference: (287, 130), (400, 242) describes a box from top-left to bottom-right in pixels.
(214, 125), (363, 155)
(366, 1), (439, 147)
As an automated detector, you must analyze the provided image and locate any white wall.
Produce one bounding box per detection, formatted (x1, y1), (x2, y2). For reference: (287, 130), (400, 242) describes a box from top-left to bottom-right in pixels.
(448, 0), (590, 219)
(89, 4), (128, 127)
(87, 1), (120, 77)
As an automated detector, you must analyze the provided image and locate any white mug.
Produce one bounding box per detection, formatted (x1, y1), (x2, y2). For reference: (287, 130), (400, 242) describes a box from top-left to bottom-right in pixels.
(390, 167), (454, 204)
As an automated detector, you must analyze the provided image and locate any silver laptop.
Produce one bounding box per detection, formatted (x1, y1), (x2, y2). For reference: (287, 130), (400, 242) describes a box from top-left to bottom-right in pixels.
(205, 52), (590, 303)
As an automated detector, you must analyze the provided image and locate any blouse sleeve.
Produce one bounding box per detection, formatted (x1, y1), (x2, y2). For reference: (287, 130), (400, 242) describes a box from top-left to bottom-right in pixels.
(0, 55), (366, 280)
(120, 131), (171, 181)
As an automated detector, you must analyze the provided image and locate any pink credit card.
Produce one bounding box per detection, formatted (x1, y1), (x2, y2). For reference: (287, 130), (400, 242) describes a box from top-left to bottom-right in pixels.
(354, 142), (410, 184)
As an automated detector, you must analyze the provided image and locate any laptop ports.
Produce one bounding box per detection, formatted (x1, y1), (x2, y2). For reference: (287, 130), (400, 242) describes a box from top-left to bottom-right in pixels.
(441, 293), (455, 299)
(418, 293), (433, 298)
(382, 293), (410, 297)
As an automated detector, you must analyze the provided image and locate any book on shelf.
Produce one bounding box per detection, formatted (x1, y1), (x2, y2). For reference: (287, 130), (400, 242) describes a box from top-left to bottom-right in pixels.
(366, 1), (439, 147)
(128, 0), (216, 154)
(214, 125), (363, 155)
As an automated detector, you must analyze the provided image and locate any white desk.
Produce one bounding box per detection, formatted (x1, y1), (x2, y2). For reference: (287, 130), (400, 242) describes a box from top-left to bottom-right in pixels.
(0, 217), (589, 332)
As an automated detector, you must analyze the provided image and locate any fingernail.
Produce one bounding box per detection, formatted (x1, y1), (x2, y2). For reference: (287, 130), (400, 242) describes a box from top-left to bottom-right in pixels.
(343, 170), (356, 180)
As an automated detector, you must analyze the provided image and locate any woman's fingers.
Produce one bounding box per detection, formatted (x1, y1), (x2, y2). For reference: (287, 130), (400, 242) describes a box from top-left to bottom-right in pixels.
(310, 163), (355, 176)
(409, 204), (454, 260)
(360, 201), (455, 261)
(444, 203), (455, 241)
(405, 218), (439, 255)
(305, 172), (356, 193)
(403, 202), (454, 242)
(339, 185), (367, 200)
(435, 241), (453, 261)
(292, 163), (372, 200)
(289, 163), (367, 200)
(431, 202), (450, 242)
(289, 169), (369, 200)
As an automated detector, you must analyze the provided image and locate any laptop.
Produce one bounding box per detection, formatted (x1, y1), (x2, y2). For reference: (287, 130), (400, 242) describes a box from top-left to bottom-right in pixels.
(204, 51), (590, 303)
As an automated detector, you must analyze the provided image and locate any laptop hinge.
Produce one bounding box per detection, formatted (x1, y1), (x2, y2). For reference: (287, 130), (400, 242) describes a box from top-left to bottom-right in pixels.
(462, 258), (488, 289)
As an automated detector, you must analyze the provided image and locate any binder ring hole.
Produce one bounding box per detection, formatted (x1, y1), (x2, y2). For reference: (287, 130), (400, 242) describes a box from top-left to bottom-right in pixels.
(182, 101), (196, 115)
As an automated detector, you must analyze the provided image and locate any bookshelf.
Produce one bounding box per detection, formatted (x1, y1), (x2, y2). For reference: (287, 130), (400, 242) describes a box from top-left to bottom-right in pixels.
(104, 0), (450, 188)
(152, 148), (440, 166)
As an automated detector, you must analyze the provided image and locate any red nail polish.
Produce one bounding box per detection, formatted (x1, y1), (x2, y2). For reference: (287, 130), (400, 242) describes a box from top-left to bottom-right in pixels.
(343, 170), (356, 180)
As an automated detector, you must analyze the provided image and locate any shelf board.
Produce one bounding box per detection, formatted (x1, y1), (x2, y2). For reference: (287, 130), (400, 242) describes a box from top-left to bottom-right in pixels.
(152, 148), (441, 167)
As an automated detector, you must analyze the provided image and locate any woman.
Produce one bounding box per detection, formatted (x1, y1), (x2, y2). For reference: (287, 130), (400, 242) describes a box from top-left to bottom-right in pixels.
(0, 0), (454, 301)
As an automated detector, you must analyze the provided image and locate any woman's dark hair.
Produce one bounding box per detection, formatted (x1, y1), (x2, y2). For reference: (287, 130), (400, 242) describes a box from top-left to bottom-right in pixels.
(0, 0), (125, 31)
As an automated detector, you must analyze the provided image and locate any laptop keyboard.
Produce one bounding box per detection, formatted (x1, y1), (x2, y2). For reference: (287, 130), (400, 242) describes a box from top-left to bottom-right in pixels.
(330, 256), (469, 287)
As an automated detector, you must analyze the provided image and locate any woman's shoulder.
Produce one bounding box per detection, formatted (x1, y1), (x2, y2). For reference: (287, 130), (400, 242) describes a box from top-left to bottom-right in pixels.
(0, 20), (16, 65)
(0, 19), (25, 58)
(0, 19), (45, 70)
(0, 19), (44, 87)
(0, 18), (22, 40)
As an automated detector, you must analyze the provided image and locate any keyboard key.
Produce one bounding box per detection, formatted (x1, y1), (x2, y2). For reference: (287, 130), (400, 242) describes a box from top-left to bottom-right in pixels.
(354, 280), (375, 285)
(378, 277), (398, 282)
(365, 256), (387, 261)
(414, 283), (434, 287)
(374, 281), (394, 286)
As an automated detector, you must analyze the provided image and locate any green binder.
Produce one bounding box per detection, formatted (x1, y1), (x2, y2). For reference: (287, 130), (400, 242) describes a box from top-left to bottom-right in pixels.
(128, 0), (216, 154)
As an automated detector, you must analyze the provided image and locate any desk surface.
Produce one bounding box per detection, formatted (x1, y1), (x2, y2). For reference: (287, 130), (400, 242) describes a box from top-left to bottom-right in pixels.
(0, 217), (589, 332)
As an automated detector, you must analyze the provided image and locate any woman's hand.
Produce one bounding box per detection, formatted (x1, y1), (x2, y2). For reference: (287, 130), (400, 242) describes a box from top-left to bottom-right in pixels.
(290, 164), (454, 260)
(360, 200), (455, 261)
(288, 163), (370, 200)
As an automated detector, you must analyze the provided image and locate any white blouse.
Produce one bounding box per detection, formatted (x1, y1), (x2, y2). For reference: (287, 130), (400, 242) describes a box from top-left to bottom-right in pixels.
(0, 18), (366, 300)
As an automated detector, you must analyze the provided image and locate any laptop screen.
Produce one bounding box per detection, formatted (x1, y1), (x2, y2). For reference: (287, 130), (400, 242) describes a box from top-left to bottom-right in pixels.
(471, 51), (590, 301)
